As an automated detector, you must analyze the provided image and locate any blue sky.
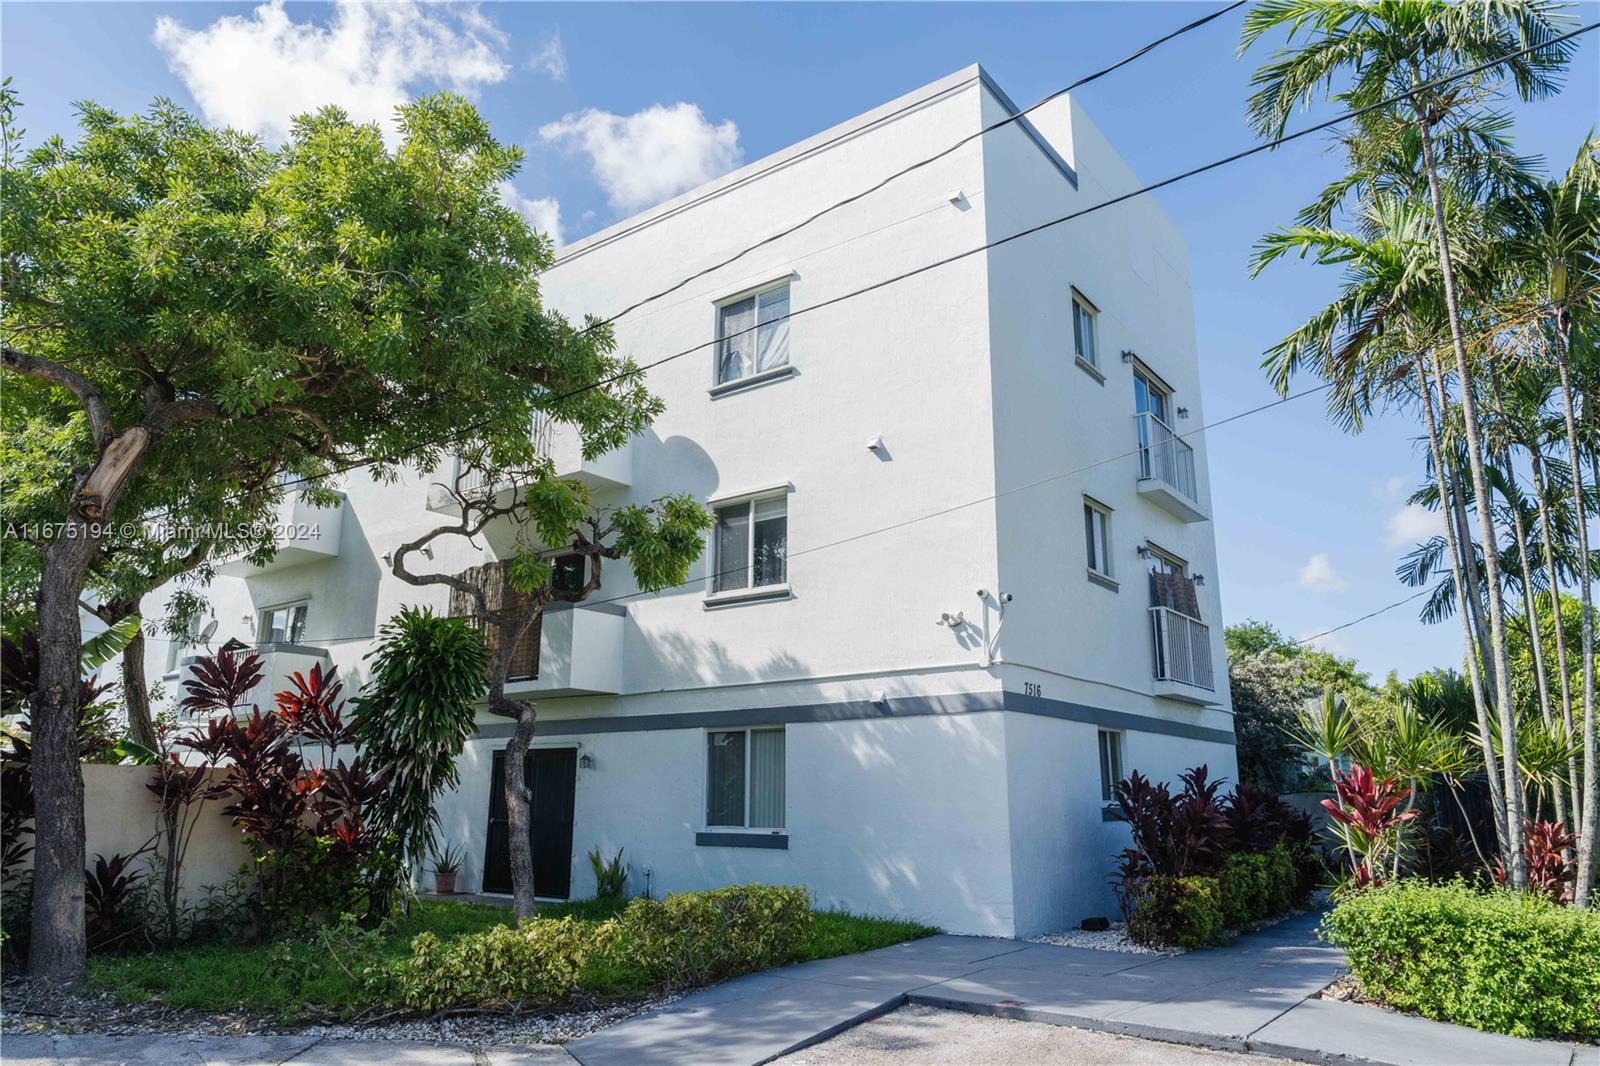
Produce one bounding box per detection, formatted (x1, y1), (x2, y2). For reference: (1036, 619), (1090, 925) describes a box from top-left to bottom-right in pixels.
(4, 1), (1598, 682)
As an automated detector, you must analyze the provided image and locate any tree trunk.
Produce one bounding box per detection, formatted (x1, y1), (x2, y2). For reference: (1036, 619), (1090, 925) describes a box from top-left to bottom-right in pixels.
(1530, 451), (1583, 826)
(1415, 110), (1525, 887)
(120, 617), (156, 751)
(29, 536), (98, 981)
(1552, 321), (1598, 905)
(1418, 356), (1510, 851)
(1487, 375), (1563, 823)
(493, 679), (539, 922)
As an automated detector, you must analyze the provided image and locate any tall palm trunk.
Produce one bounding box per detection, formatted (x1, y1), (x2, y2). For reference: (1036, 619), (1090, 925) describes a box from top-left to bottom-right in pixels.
(1415, 109), (1526, 887)
(1488, 374), (1566, 824)
(1529, 451), (1584, 827)
(1419, 355), (1511, 849)
(1552, 320), (1598, 905)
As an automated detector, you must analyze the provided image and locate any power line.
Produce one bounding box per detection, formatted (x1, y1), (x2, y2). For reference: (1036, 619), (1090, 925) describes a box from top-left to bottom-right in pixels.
(139, 380), (1332, 646)
(580, 1), (1249, 328)
(114, 19), (1600, 528)
(1293, 589), (1434, 647)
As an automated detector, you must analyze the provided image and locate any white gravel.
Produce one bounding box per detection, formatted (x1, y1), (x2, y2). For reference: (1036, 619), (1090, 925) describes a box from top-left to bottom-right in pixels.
(1026, 923), (1184, 956)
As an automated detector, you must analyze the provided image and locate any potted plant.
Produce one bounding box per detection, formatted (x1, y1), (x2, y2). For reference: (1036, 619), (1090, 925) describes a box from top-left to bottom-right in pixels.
(431, 843), (464, 895)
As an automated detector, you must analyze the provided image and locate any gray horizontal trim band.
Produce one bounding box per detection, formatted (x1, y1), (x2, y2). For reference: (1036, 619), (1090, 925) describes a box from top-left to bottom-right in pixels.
(695, 832), (788, 850)
(474, 690), (1233, 746)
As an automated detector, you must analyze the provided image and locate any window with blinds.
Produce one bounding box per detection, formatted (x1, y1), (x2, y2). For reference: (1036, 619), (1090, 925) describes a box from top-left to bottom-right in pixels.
(705, 727), (785, 830)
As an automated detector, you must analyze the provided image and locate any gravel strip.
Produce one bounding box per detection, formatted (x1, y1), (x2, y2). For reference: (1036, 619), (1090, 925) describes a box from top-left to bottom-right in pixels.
(0, 977), (676, 1044)
(1027, 923), (1183, 956)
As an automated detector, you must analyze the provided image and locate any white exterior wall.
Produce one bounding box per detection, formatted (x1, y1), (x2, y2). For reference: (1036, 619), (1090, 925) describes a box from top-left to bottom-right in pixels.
(143, 66), (1233, 938)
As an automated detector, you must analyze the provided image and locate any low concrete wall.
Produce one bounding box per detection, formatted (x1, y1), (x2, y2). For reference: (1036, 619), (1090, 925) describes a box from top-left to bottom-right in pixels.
(75, 763), (249, 900)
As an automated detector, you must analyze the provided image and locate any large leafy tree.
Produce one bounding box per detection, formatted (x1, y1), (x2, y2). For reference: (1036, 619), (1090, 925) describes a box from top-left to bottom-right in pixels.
(0, 90), (645, 978)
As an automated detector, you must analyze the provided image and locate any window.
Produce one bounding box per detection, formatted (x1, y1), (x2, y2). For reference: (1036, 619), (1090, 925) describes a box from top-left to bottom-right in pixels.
(713, 495), (787, 593)
(550, 554), (585, 596)
(1072, 289), (1099, 368)
(258, 603), (307, 644)
(1145, 542), (1186, 577)
(1098, 729), (1123, 803)
(1134, 368), (1170, 424)
(706, 728), (786, 829)
(1084, 498), (1113, 580)
(717, 282), (790, 386)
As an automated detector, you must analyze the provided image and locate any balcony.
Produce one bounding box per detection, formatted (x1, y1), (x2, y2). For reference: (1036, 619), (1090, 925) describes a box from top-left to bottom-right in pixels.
(215, 492), (344, 575)
(504, 603), (625, 697)
(1149, 605), (1214, 705)
(170, 641), (333, 716)
(426, 416), (632, 514)
(1135, 412), (1206, 523)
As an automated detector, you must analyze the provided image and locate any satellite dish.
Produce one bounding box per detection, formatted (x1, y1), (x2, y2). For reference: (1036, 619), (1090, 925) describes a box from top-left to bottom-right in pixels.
(197, 619), (219, 647)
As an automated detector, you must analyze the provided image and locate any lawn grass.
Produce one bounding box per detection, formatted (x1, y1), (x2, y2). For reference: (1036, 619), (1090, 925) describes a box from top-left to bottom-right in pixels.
(85, 898), (936, 1020)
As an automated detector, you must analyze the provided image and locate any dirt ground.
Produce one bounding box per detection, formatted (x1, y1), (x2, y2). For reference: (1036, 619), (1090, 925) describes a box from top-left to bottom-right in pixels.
(774, 1004), (1302, 1065)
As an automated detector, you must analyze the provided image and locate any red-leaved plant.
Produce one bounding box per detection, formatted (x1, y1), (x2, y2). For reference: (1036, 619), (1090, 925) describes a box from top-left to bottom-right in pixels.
(1494, 820), (1577, 903)
(1321, 764), (1418, 887)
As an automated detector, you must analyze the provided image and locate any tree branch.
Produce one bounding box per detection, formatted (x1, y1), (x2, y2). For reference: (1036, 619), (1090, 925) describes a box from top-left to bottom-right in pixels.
(2, 345), (114, 447)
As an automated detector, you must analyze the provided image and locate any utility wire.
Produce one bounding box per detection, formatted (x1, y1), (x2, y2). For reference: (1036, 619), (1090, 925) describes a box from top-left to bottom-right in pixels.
(139, 380), (1332, 646)
(1294, 589), (1433, 647)
(579, 1), (1248, 328)
(123, 20), (1600, 528)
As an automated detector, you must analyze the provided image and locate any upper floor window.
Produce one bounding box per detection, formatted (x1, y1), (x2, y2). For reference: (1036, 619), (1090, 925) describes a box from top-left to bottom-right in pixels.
(1084, 497), (1113, 580)
(1071, 288), (1099, 369)
(714, 494), (788, 593)
(550, 554), (586, 596)
(258, 602), (307, 644)
(717, 282), (790, 386)
(1134, 368), (1170, 425)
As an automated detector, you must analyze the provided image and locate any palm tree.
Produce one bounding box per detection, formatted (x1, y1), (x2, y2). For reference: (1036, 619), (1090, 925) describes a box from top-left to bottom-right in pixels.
(1501, 139), (1600, 901)
(1241, 0), (1578, 889)
(1250, 193), (1515, 853)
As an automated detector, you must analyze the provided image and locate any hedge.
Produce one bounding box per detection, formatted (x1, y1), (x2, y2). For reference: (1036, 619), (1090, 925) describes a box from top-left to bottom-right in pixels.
(623, 883), (812, 986)
(1127, 876), (1222, 949)
(1322, 880), (1600, 1040)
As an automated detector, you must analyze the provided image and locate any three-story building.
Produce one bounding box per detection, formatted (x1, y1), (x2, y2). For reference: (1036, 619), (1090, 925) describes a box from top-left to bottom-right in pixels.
(145, 65), (1235, 937)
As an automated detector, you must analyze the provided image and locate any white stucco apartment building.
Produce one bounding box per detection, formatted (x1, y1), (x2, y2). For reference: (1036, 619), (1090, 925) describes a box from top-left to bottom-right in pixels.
(144, 65), (1236, 938)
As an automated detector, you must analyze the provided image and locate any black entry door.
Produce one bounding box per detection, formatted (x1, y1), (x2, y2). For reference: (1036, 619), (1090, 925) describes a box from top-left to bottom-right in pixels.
(482, 747), (577, 899)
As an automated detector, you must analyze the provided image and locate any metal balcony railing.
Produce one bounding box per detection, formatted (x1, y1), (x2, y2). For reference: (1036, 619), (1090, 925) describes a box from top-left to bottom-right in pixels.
(1149, 605), (1214, 690)
(1135, 411), (1198, 502)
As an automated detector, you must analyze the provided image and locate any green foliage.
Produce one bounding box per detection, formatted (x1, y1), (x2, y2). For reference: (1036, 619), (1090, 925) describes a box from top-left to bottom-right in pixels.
(611, 494), (717, 592)
(1228, 649), (1316, 791)
(86, 896), (932, 1019)
(387, 916), (617, 1011)
(1127, 876), (1223, 949)
(430, 843), (465, 876)
(354, 608), (488, 868)
(1219, 852), (1270, 927)
(588, 846), (628, 901)
(622, 884), (813, 988)
(1324, 880), (1600, 1040)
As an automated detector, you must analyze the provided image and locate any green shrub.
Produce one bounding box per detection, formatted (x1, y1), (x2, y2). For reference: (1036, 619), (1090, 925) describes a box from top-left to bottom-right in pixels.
(385, 915), (618, 1011)
(622, 883), (812, 987)
(1219, 853), (1269, 926)
(1263, 844), (1295, 916)
(1323, 880), (1600, 1040)
(1127, 876), (1222, 949)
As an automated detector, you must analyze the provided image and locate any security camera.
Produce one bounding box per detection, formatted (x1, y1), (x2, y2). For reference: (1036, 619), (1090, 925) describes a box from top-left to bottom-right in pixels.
(975, 588), (988, 599)
(1001, 592), (1014, 604)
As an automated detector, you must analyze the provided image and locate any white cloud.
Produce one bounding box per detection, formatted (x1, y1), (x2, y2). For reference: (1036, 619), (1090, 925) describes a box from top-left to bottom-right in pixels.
(529, 30), (567, 81)
(497, 181), (562, 246)
(1383, 502), (1444, 548)
(1298, 553), (1347, 593)
(1374, 474), (1408, 503)
(539, 102), (742, 213)
(153, 0), (510, 145)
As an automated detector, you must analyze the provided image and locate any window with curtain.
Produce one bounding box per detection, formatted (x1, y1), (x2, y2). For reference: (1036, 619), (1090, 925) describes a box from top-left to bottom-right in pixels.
(717, 282), (790, 385)
(1084, 498), (1112, 579)
(1071, 288), (1099, 368)
(705, 728), (786, 829)
(713, 495), (787, 593)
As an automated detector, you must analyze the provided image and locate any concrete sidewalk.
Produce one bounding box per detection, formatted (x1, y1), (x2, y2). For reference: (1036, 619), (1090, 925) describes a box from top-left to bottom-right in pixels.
(567, 911), (1593, 1066)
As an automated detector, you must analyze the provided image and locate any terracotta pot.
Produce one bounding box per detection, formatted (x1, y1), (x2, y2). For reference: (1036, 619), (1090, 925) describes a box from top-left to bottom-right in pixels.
(434, 871), (458, 895)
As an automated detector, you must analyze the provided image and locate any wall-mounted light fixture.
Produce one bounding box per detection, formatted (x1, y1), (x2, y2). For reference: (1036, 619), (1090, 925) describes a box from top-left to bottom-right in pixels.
(1136, 545), (1153, 559)
(1176, 406), (1190, 420)
(1121, 350), (1138, 364)
(578, 752), (596, 770)
(1193, 573), (1207, 587)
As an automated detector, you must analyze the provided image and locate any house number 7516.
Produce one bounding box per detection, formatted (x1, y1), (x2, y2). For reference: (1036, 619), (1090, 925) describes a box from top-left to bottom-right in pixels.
(1023, 682), (1043, 698)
